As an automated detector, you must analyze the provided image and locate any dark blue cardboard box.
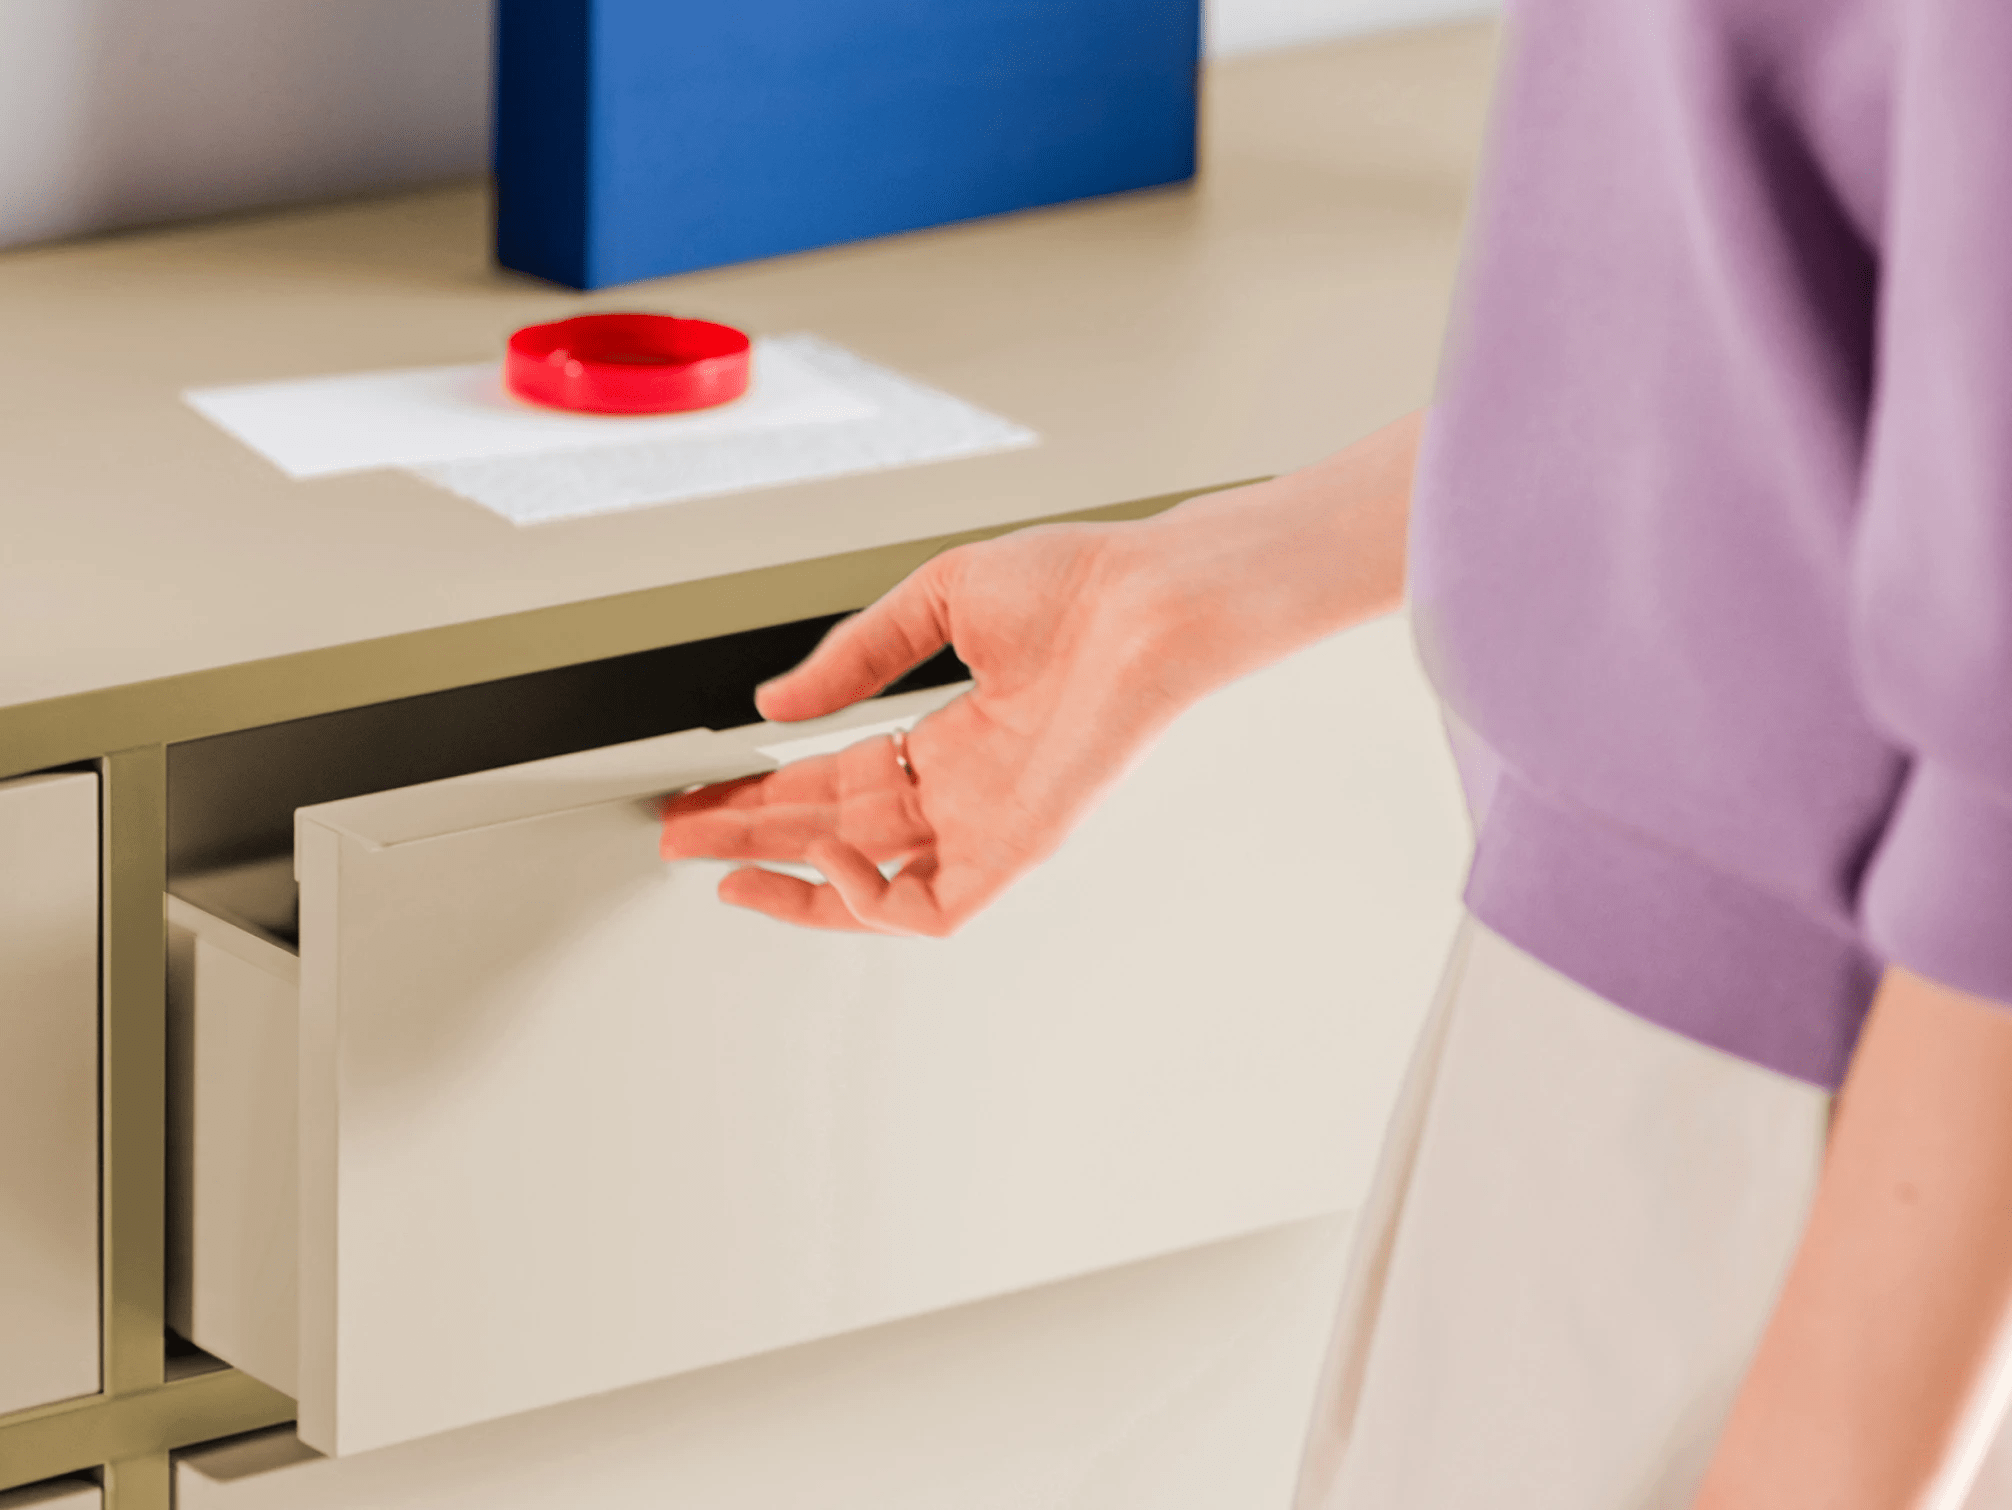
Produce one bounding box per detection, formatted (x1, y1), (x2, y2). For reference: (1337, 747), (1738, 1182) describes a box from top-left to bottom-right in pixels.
(494, 0), (1202, 290)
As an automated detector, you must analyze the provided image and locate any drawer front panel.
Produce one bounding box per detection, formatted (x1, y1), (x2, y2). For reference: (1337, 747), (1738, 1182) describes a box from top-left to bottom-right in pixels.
(0, 771), (100, 1417)
(177, 1217), (1351, 1510)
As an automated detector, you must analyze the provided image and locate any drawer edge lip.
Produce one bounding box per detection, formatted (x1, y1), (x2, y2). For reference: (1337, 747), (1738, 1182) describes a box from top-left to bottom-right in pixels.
(0, 481), (1255, 779)
(298, 681), (964, 851)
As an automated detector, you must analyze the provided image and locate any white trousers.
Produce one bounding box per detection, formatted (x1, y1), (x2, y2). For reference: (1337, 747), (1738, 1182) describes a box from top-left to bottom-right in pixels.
(1293, 915), (2012, 1510)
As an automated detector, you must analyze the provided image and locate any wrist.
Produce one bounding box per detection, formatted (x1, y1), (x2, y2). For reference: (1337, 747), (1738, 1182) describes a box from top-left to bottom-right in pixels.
(1099, 491), (1292, 705)
(1117, 430), (1419, 696)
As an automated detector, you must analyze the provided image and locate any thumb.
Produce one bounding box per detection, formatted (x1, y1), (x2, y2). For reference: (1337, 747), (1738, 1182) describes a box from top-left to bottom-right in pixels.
(756, 552), (958, 722)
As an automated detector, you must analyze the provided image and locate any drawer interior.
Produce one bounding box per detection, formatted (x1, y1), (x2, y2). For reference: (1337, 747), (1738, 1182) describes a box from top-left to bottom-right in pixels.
(172, 853), (298, 949)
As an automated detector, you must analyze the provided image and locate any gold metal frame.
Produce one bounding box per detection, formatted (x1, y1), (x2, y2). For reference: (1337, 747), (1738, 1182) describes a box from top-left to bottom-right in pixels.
(0, 484), (1236, 1507)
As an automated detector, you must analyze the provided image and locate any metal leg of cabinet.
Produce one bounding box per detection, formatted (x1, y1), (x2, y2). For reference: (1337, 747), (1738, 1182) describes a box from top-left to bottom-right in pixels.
(0, 750), (293, 1507)
(103, 748), (167, 1402)
(100, 1459), (168, 1510)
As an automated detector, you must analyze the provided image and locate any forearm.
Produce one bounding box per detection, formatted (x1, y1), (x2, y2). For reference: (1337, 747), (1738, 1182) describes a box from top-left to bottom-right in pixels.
(706, 407), (1428, 931)
(1118, 408), (1423, 699)
(1694, 967), (2012, 1510)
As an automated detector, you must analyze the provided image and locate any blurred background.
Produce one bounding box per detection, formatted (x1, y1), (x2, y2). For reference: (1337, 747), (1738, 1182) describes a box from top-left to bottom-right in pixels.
(0, 0), (1493, 251)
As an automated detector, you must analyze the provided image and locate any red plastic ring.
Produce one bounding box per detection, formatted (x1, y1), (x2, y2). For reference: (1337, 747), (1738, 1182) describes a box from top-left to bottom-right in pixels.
(505, 313), (752, 415)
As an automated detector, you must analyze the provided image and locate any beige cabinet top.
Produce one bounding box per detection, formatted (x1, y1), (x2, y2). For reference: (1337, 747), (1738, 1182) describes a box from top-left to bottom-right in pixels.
(0, 26), (1493, 769)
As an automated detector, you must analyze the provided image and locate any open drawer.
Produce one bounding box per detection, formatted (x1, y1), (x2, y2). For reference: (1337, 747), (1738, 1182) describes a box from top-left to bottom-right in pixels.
(166, 615), (1470, 1458)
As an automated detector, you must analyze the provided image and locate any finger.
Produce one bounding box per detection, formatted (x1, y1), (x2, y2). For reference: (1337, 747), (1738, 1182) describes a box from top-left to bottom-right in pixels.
(659, 757), (847, 819)
(657, 773), (772, 821)
(659, 764), (844, 863)
(666, 804), (930, 866)
(874, 850), (990, 939)
(755, 551), (962, 722)
(716, 865), (881, 933)
(832, 729), (930, 803)
(663, 769), (927, 866)
(804, 841), (929, 934)
(661, 805), (840, 861)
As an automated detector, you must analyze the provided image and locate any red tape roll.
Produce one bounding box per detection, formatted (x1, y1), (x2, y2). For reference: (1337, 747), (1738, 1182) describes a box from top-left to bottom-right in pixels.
(506, 313), (752, 414)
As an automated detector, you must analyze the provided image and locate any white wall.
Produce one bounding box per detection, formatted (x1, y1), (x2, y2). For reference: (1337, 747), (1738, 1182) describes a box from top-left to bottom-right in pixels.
(0, 0), (491, 249)
(0, 0), (1494, 251)
(1206, 0), (1493, 58)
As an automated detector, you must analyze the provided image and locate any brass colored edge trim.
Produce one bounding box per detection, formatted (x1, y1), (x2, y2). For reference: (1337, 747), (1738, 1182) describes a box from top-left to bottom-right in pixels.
(0, 484), (1250, 779)
(0, 1370), (292, 1493)
(102, 1453), (171, 1510)
(101, 751), (167, 1400)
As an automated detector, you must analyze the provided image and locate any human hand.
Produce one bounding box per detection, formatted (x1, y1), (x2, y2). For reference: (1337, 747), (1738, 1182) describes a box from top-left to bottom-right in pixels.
(659, 411), (1424, 935)
(658, 520), (1193, 935)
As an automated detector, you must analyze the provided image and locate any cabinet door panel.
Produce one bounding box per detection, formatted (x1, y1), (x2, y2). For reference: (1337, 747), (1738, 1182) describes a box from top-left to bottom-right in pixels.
(0, 771), (100, 1416)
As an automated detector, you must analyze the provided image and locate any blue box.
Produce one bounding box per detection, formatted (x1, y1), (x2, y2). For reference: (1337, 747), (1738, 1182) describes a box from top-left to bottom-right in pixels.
(494, 0), (1202, 290)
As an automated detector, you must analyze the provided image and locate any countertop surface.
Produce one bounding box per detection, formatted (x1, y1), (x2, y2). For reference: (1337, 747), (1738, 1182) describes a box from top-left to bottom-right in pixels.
(0, 24), (1495, 753)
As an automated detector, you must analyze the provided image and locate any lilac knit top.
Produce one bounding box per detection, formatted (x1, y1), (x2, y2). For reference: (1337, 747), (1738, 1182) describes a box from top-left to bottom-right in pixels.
(1411, 0), (2012, 1087)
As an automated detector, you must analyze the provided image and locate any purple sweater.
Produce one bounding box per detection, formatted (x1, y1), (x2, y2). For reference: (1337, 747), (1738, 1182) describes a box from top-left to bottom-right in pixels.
(1411, 0), (2012, 1088)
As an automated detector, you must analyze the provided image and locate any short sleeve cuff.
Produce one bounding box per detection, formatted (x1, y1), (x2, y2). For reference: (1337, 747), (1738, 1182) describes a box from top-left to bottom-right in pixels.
(1860, 760), (2012, 1008)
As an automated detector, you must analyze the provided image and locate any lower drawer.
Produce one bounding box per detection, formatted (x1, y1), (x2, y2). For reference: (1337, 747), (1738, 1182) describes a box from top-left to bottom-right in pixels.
(167, 615), (1468, 1457)
(175, 1217), (1352, 1510)
(0, 1482), (100, 1510)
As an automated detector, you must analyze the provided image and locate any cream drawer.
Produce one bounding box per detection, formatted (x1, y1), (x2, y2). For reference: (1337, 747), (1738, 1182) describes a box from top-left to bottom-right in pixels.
(0, 771), (100, 1418)
(167, 614), (1469, 1458)
(175, 1217), (1352, 1510)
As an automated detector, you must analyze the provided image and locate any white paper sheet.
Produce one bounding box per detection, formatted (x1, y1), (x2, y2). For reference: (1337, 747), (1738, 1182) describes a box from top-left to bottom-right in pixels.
(413, 336), (1039, 526)
(184, 336), (879, 479)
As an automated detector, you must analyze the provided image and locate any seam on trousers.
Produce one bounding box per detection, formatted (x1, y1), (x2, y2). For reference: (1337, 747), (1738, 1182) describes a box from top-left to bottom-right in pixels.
(1291, 917), (1479, 1509)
